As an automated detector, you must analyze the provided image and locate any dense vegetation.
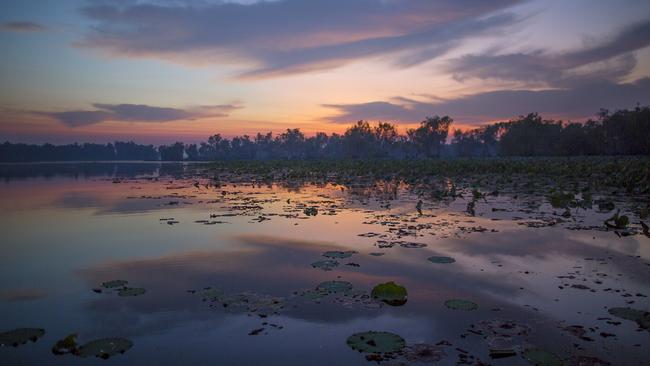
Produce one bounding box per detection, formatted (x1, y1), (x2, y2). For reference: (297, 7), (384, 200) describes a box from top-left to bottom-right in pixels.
(1, 106), (648, 162)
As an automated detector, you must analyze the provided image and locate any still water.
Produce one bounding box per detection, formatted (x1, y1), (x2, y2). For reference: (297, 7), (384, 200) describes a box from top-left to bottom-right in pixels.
(1, 163), (648, 365)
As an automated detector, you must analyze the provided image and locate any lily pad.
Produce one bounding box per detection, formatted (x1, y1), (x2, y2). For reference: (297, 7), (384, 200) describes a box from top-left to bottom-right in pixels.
(323, 250), (357, 259)
(117, 287), (146, 297)
(52, 334), (78, 355)
(101, 280), (128, 288)
(0, 328), (45, 347)
(346, 331), (406, 353)
(311, 260), (339, 271)
(444, 299), (478, 311)
(522, 348), (563, 366)
(371, 282), (407, 306)
(398, 241), (427, 249)
(427, 256), (456, 264)
(608, 307), (650, 329)
(77, 337), (133, 359)
(316, 281), (353, 293)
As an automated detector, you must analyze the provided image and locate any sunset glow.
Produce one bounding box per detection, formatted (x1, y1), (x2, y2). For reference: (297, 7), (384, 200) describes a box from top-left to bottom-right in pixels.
(1, 0), (649, 144)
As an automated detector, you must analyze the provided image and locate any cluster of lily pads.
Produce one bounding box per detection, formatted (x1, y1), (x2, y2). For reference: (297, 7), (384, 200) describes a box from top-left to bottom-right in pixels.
(92, 279), (146, 297)
(0, 328), (132, 360)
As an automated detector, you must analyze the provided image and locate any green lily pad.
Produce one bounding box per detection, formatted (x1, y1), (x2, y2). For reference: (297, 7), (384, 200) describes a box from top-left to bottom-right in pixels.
(608, 307), (650, 329)
(522, 348), (563, 366)
(0, 328), (45, 347)
(117, 287), (146, 297)
(346, 331), (406, 353)
(101, 280), (128, 288)
(444, 299), (478, 311)
(52, 334), (78, 355)
(371, 282), (407, 306)
(427, 256), (455, 264)
(311, 260), (339, 271)
(323, 250), (357, 259)
(316, 281), (353, 293)
(76, 337), (133, 359)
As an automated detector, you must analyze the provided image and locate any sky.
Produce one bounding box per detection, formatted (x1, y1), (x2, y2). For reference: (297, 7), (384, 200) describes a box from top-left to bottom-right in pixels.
(1, 0), (649, 144)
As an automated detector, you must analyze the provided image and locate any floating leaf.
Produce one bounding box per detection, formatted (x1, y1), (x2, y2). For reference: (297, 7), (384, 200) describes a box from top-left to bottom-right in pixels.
(117, 287), (146, 297)
(0, 328), (45, 347)
(101, 280), (128, 289)
(346, 331), (405, 353)
(398, 242), (427, 249)
(444, 299), (478, 311)
(316, 281), (353, 294)
(522, 348), (563, 366)
(371, 282), (407, 306)
(427, 256), (455, 264)
(608, 307), (650, 329)
(76, 338), (133, 359)
(52, 334), (78, 355)
(323, 250), (357, 259)
(311, 260), (339, 271)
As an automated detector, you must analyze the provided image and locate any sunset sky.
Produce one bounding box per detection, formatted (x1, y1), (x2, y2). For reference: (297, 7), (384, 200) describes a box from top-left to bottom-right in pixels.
(1, 0), (650, 144)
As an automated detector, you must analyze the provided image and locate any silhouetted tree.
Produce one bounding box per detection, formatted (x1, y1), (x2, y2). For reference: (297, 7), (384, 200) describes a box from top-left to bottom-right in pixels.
(159, 142), (184, 161)
(407, 116), (453, 157)
(2, 106), (649, 162)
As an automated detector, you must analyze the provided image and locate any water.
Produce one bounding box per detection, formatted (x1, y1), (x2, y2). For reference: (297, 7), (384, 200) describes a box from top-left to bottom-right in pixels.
(1, 162), (648, 365)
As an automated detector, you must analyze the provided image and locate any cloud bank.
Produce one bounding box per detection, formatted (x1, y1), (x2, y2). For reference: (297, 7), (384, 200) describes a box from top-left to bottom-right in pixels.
(77, 0), (523, 78)
(43, 103), (242, 127)
(447, 20), (650, 87)
(325, 78), (650, 125)
(1, 21), (47, 33)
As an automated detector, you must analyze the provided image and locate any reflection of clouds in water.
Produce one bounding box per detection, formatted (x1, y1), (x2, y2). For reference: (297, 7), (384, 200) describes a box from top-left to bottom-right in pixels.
(437, 227), (648, 280)
(76, 234), (532, 337)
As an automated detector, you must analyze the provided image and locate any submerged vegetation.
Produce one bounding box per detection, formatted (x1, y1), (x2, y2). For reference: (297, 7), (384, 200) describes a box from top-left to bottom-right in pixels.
(2, 106), (649, 162)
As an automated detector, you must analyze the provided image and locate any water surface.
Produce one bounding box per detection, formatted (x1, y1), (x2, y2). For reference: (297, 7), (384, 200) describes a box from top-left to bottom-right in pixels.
(1, 162), (649, 365)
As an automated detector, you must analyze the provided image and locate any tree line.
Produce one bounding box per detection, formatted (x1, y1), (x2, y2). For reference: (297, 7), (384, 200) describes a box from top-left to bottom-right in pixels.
(1, 106), (648, 162)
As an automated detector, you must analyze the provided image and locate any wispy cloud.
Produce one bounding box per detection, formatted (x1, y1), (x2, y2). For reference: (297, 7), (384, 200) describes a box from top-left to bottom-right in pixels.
(446, 20), (650, 87)
(325, 78), (650, 124)
(41, 103), (242, 127)
(77, 0), (522, 78)
(1, 21), (48, 33)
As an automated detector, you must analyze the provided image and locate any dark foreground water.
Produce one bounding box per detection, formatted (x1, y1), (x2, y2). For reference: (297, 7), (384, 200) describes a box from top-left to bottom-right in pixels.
(0, 162), (649, 366)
